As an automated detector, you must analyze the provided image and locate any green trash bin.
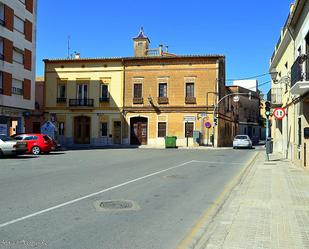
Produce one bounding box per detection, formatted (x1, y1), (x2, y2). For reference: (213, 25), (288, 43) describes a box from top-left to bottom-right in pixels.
(165, 136), (177, 148)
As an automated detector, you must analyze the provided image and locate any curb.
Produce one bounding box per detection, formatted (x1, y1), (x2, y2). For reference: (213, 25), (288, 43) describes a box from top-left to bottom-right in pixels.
(176, 151), (260, 249)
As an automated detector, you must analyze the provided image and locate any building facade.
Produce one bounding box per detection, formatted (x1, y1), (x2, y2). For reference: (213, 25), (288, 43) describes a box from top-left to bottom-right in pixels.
(0, 0), (36, 135)
(229, 85), (261, 144)
(269, 0), (309, 168)
(24, 77), (44, 133)
(44, 59), (124, 146)
(43, 29), (235, 147)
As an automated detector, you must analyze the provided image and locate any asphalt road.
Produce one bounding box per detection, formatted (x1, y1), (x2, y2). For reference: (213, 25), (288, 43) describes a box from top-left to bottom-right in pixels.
(0, 148), (258, 249)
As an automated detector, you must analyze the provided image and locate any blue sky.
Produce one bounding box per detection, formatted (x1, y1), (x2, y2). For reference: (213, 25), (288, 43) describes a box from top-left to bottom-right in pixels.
(36, 0), (293, 94)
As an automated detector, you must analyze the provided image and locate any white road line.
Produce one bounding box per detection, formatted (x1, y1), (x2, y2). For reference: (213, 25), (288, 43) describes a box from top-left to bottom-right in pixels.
(0, 160), (195, 229)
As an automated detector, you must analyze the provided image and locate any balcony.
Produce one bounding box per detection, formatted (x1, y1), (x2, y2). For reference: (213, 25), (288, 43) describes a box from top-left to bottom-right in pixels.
(99, 97), (109, 102)
(185, 96), (196, 104)
(69, 99), (94, 108)
(268, 88), (282, 107)
(291, 56), (309, 96)
(57, 97), (66, 103)
(133, 97), (143, 104)
(157, 96), (169, 104)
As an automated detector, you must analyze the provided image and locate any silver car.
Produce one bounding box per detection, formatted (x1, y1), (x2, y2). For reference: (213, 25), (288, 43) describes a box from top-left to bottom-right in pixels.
(233, 135), (253, 149)
(0, 134), (27, 157)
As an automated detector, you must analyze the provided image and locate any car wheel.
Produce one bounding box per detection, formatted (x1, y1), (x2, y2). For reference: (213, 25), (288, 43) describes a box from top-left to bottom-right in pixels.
(31, 146), (41, 155)
(0, 149), (3, 157)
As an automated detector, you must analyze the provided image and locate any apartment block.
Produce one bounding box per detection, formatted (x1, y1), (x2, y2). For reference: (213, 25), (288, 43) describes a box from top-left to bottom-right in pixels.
(0, 0), (36, 135)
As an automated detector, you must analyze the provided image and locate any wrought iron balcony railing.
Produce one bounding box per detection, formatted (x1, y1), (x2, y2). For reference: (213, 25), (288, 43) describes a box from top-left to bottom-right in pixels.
(69, 99), (94, 107)
(291, 56), (308, 87)
(133, 97), (143, 104)
(99, 97), (109, 102)
(57, 97), (66, 103)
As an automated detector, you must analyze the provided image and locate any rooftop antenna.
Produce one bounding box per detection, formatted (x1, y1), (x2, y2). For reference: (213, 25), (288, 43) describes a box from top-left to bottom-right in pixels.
(67, 35), (71, 59)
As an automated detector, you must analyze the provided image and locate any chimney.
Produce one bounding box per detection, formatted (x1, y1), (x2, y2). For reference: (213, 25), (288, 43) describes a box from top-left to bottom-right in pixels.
(159, 44), (163, 56)
(165, 45), (169, 53)
(74, 52), (80, 59)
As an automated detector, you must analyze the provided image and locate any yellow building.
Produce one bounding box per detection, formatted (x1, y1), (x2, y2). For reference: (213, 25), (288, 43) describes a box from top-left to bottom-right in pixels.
(269, 0), (309, 168)
(123, 29), (234, 147)
(44, 58), (124, 146)
(43, 29), (235, 147)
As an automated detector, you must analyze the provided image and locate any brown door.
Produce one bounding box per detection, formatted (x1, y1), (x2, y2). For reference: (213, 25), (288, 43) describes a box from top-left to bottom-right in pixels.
(32, 122), (41, 133)
(74, 116), (90, 144)
(113, 121), (121, 144)
(130, 117), (148, 145)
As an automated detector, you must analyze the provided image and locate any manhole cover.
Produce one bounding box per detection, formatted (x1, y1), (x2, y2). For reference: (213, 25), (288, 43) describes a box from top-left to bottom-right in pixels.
(94, 200), (140, 211)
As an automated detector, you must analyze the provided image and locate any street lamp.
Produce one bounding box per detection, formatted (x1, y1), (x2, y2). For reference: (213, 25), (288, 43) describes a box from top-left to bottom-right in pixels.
(269, 68), (278, 83)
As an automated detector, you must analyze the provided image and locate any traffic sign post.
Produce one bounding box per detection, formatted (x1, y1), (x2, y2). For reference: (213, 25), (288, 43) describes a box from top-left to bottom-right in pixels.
(273, 108), (286, 120)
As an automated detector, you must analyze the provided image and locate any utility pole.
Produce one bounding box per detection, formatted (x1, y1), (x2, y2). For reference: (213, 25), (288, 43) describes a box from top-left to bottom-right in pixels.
(265, 101), (271, 161)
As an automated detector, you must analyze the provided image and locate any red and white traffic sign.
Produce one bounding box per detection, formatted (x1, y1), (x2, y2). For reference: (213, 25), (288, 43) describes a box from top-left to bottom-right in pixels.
(273, 108), (286, 120)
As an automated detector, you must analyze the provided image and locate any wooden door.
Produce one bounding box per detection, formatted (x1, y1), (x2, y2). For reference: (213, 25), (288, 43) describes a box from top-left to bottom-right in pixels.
(113, 121), (121, 144)
(130, 117), (148, 145)
(74, 116), (90, 144)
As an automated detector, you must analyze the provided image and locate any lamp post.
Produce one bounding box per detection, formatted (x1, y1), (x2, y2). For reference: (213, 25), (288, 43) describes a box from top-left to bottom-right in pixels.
(211, 92), (256, 147)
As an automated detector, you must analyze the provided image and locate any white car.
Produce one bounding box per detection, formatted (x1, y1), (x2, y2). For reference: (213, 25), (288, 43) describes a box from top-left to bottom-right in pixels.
(233, 135), (253, 149)
(0, 134), (28, 157)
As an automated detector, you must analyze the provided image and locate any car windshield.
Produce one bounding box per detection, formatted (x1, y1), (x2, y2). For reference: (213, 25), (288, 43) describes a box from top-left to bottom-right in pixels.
(235, 135), (248, 140)
(0, 135), (14, 142)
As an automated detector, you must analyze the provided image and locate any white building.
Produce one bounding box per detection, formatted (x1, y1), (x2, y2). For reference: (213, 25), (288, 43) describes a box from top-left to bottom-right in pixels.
(233, 79), (258, 92)
(0, 0), (37, 135)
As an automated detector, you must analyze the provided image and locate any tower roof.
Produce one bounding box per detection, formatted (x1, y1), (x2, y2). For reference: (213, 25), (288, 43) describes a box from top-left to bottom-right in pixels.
(133, 27), (150, 43)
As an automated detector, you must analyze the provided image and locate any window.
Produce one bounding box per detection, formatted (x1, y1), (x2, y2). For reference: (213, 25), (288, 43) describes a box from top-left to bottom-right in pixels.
(134, 83), (142, 98)
(12, 79), (23, 95)
(13, 47), (24, 64)
(0, 3), (4, 25)
(186, 83), (194, 97)
(159, 83), (167, 97)
(158, 122), (166, 137)
(101, 122), (108, 137)
(0, 37), (3, 60)
(185, 122), (194, 137)
(0, 71), (3, 94)
(14, 16), (24, 34)
(77, 84), (88, 99)
(57, 84), (66, 98)
(100, 84), (108, 98)
(59, 122), (65, 136)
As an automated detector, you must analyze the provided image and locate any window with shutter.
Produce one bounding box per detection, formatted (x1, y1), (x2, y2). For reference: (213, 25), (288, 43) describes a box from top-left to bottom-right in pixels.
(134, 84), (142, 98)
(14, 15), (24, 34)
(0, 3), (4, 25)
(13, 47), (23, 64)
(158, 122), (166, 137)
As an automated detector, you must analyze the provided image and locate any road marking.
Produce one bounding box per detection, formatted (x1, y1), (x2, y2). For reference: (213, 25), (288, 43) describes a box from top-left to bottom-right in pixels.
(0, 160), (195, 229)
(176, 152), (259, 249)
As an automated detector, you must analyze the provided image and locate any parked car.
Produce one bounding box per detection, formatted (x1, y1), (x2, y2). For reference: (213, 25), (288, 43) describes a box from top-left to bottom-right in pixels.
(13, 134), (55, 155)
(48, 136), (61, 151)
(233, 135), (253, 149)
(0, 134), (27, 157)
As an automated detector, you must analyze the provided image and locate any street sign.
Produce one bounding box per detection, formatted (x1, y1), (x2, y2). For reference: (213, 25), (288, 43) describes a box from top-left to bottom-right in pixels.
(205, 122), (211, 128)
(184, 116), (195, 122)
(233, 96), (240, 102)
(273, 108), (286, 120)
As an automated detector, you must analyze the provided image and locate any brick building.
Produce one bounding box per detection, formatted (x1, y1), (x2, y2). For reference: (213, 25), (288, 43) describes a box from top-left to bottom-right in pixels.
(0, 0), (37, 135)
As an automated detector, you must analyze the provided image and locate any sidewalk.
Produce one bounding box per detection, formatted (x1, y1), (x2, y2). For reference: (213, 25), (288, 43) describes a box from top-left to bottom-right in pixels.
(195, 152), (309, 249)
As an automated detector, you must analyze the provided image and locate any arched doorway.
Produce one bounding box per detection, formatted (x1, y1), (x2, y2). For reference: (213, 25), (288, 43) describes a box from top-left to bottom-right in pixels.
(74, 116), (90, 144)
(130, 117), (148, 145)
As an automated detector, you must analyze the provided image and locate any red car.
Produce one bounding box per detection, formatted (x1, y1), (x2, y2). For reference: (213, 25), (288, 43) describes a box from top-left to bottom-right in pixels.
(13, 134), (55, 155)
